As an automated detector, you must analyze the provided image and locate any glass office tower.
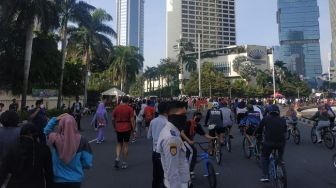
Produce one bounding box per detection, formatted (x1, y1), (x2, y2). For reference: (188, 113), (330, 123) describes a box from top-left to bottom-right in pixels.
(277, 0), (322, 81)
(117, 0), (144, 55)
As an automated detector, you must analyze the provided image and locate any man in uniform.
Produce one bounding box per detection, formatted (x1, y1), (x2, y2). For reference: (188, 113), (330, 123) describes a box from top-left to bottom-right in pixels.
(157, 101), (190, 188)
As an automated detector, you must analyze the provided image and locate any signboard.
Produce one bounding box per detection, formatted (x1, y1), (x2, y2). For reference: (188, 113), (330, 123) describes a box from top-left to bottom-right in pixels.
(32, 89), (58, 98)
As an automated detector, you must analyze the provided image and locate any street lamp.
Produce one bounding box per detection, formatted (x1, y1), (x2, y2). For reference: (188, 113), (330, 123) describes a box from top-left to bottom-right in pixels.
(198, 33), (202, 98)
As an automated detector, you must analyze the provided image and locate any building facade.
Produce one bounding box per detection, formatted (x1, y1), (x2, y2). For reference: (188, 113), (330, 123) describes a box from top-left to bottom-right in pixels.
(166, 0), (236, 60)
(277, 0), (322, 81)
(117, 0), (144, 55)
(330, 0), (336, 67)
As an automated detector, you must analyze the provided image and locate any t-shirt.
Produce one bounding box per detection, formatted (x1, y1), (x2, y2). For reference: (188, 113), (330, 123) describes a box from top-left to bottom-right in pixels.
(184, 120), (205, 140)
(29, 108), (48, 130)
(112, 104), (134, 132)
(144, 106), (155, 123)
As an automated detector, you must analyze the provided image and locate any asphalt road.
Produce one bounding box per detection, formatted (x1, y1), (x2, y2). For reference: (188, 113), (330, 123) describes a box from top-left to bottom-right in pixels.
(80, 110), (336, 188)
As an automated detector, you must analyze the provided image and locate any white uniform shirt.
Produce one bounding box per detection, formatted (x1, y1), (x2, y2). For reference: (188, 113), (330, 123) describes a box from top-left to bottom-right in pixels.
(157, 122), (190, 188)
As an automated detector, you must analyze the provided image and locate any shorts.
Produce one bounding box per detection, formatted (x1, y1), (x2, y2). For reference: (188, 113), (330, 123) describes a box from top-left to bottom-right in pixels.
(209, 126), (225, 137)
(246, 126), (256, 136)
(116, 131), (131, 143)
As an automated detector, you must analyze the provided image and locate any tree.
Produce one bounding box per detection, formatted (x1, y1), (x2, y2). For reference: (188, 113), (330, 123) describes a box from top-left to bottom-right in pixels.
(68, 8), (116, 106)
(2, 0), (60, 109)
(109, 46), (144, 92)
(176, 39), (197, 72)
(129, 75), (145, 97)
(57, 0), (95, 109)
(232, 56), (248, 72)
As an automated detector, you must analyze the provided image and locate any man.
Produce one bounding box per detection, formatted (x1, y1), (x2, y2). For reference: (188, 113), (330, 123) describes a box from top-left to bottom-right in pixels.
(157, 101), (190, 188)
(71, 96), (82, 131)
(29, 99), (48, 144)
(144, 100), (155, 132)
(147, 102), (168, 188)
(112, 96), (135, 169)
(310, 104), (331, 143)
(9, 98), (19, 112)
(205, 102), (224, 144)
(240, 104), (261, 148)
(256, 104), (287, 182)
(219, 101), (235, 138)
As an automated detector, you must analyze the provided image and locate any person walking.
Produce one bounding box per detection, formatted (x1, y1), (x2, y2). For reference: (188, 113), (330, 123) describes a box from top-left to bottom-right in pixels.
(91, 103), (108, 144)
(0, 123), (53, 188)
(29, 99), (48, 144)
(147, 102), (168, 188)
(112, 96), (135, 169)
(44, 114), (93, 188)
(71, 96), (82, 131)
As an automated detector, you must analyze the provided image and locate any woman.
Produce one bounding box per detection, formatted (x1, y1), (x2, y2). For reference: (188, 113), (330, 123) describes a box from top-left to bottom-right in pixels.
(44, 114), (93, 188)
(91, 103), (108, 144)
(0, 123), (53, 188)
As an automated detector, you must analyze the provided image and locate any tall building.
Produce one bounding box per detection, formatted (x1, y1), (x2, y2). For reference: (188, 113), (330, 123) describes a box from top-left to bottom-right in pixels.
(117, 0), (144, 55)
(330, 0), (336, 67)
(277, 0), (322, 81)
(166, 0), (236, 59)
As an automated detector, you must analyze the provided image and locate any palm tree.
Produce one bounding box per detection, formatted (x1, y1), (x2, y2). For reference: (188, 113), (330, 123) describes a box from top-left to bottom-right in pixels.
(109, 46), (144, 92)
(56, 0), (95, 109)
(176, 39), (195, 73)
(68, 9), (116, 106)
(2, 0), (59, 109)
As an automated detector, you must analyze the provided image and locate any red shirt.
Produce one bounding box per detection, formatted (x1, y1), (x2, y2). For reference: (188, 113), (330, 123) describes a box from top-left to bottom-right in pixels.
(144, 106), (155, 122)
(112, 104), (134, 132)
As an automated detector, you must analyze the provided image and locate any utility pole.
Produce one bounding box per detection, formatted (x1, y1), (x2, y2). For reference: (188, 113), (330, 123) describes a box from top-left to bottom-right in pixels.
(198, 33), (202, 97)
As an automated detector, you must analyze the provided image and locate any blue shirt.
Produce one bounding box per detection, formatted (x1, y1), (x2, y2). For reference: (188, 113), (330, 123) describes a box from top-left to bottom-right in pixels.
(147, 115), (168, 151)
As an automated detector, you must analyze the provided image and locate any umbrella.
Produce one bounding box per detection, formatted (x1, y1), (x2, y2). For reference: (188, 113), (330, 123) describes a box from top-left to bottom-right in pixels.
(101, 88), (125, 96)
(271, 92), (284, 98)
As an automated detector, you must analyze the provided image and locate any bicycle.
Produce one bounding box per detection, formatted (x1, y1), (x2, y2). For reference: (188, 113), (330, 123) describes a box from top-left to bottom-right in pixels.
(311, 121), (335, 150)
(194, 142), (217, 188)
(242, 132), (262, 166)
(269, 149), (287, 188)
(223, 127), (231, 152)
(286, 118), (300, 145)
(208, 124), (222, 165)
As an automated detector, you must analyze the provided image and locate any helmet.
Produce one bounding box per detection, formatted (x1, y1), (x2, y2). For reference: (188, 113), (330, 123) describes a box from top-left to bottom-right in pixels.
(212, 102), (219, 109)
(269, 104), (280, 115)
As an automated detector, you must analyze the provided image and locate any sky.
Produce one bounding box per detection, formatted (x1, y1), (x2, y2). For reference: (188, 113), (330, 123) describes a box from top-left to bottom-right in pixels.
(86, 0), (332, 73)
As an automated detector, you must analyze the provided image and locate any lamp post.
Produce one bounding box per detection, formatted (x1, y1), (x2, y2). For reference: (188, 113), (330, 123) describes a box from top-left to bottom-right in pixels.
(272, 48), (276, 98)
(198, 33), (202, 97)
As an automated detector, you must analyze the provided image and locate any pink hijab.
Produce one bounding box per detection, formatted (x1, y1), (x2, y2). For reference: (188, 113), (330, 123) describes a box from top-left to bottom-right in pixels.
(48, 114), (81, 164)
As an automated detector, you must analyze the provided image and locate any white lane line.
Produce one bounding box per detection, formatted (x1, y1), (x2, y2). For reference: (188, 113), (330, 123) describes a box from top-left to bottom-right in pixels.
(89, 138), (97, 143)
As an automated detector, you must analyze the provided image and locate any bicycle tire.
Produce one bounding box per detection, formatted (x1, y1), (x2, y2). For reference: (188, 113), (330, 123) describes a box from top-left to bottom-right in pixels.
(275, 162), (287, 188)
(242, 137), (252, 159)
(206, 162), (217, 188)
(214, 139), (222, 165)
(323, 130), (335, 150)
(226, 136), (232, 152)
(311, 127), (317, 144)
(293, 128), (301, 145)
(332, 153), (336, 169)
(286, 129), (291, 140)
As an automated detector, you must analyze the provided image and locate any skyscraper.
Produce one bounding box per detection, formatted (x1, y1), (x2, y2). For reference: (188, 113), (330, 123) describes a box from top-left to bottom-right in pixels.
(277, 0), (322, 80)
(166, 0), (236, 59)
(117, 0), (144, 55)
(330, 0), (336, 67)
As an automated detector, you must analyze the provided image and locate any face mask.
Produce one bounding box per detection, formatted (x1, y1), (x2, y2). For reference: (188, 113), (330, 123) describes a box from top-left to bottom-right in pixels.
(40, 104), (44, 109)
(195, 117), (201, 122)
(168, 114), (187, 131)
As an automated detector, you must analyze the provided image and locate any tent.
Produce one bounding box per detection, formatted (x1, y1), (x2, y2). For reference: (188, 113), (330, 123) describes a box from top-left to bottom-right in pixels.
(101, 88), (125, 96)
(271, 92), (284, 98)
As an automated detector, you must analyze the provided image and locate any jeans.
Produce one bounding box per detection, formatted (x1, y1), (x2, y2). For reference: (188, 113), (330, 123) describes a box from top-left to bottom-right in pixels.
(97, 126), (105, 141)
(152, 152), (165, 188)
(316, 121), (330, 141)
(261, 143), (285, 177)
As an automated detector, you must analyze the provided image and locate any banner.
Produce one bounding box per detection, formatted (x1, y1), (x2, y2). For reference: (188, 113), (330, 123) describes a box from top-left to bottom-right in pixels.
(32, 89), (58, 98)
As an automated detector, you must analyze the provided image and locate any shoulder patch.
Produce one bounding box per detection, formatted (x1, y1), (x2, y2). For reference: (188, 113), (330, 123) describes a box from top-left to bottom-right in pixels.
(170, 130), (177, 136)
(169, 144), (177, 156)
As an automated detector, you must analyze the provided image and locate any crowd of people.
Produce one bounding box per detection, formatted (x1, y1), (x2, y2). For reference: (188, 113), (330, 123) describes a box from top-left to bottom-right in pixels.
(1, 94), (335, 188)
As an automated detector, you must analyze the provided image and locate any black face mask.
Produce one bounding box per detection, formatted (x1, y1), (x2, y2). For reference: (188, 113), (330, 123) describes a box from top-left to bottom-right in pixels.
(168, 114), (187, 131)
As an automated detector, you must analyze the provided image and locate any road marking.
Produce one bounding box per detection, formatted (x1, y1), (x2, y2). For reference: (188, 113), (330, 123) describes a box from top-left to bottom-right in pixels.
(89, 138), (97, 143)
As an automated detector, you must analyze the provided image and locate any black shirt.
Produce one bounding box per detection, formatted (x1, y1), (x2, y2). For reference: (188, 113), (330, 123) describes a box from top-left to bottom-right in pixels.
(184, 120), (206, 140)
(257, 115), (287, 145)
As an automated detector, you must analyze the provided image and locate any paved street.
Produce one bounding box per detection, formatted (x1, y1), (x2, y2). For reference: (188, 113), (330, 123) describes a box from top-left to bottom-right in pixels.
(80, 111), (336, 188)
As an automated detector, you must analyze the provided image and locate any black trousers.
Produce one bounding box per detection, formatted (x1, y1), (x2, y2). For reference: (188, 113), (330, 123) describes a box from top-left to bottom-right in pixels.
(186, 144), (197, 172)
(53, 182), (81, 188)
(152, 151), (165, 188)
(75, 115), (81, 130)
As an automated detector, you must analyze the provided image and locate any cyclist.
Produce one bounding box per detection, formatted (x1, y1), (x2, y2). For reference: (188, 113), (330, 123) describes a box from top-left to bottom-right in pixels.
(256, 104), (287, 182)
(236, 100), (247, 125)
(310, 104), (331, 143)
(219, 101), (235, 138)
(239, 104), (261, 148)
(205, 102), (224, 143)
(286, 104), (298, 130)
(181, 112), (215, 179)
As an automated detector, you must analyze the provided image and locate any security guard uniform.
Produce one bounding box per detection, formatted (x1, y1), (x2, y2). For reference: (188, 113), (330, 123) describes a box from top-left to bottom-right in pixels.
(157, 122), (190, 188)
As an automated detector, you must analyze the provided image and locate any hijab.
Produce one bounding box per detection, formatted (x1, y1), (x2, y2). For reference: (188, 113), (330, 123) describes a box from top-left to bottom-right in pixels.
(48, 114), (81, 164)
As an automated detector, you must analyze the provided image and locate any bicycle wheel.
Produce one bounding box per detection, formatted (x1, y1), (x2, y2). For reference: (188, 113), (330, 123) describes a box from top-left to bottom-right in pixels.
(323, 131), (335, 150)
(226, 137), (232, 152)
(286, 129), (291, 140)
(293, 128), (301, 145)
(311, 127), (317, 144)
(332, 153), (336, 169)
(214, 139), (222, 165)
(206, 162), (217, 188)
(242, 137), (252, 159)
(275, 162), (287, 188)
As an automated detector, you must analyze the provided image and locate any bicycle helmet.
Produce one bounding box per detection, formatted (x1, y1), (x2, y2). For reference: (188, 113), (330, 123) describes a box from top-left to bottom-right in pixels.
(212, 102), (219, 109)
(247, 104), (254, 111)
(269, 104), (280, 115)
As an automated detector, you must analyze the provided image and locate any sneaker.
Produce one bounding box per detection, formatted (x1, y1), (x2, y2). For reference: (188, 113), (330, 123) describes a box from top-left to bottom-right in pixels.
(114, 160), (120, 169)
(317, 139), (322, 144)
(121, 162), (128, 169)
(131, 138), (136, 143)
(260, 175), (270, 182)
(101, 137), (105, 142)
(333, 126), (336, 131)
(229, 135), (234, 139)
(190, 171), (196, 179)
(96, 141), (102, 144)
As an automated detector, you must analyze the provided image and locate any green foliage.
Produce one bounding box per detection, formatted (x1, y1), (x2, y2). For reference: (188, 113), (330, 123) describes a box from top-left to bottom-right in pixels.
(129, 75), (145, 97)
